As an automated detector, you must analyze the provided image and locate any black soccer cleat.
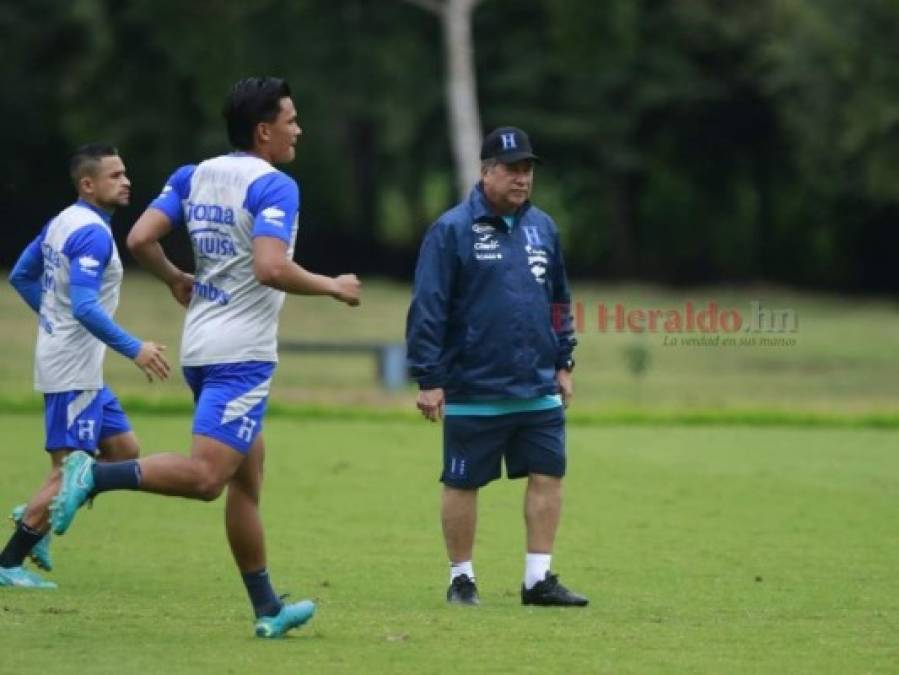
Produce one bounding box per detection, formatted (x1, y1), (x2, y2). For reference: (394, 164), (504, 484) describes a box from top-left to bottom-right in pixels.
(521, 572), (589, 607)
(447, 574), (480, 605)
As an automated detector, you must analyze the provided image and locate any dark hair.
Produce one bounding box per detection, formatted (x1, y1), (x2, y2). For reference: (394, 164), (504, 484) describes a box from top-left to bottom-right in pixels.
(223, 77), (292, 150)
(69, 143), (118, 188)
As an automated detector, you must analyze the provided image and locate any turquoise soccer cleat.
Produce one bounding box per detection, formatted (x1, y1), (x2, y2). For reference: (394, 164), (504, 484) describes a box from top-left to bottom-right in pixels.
(0, 565), (57, 589)
(50, 452), (96, 535)
(254, 599), (316, 638)
(9, 504), (53, 572)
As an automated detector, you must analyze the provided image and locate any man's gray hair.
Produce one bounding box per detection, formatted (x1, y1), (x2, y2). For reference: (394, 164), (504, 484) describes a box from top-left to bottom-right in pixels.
(480, 158), (500, 173)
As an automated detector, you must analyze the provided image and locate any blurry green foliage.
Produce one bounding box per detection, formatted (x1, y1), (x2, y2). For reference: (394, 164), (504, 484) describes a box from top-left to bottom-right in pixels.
(1, 0), (896, 289)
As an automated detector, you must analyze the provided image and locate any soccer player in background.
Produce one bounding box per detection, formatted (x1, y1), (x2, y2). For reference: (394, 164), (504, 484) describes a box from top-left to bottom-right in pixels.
(1, 144), (170, 588)
(50, 77), (361, 638)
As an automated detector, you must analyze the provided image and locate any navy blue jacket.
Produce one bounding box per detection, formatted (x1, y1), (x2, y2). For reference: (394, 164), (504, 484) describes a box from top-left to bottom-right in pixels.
(406, 184), (577, 402)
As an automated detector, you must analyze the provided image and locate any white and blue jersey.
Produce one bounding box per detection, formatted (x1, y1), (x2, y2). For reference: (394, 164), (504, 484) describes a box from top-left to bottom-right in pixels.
(12, 201), (139, 392)
(150, 153), (300, 367)
(8, 199), (140, 450)
(149, 153), (299, 452)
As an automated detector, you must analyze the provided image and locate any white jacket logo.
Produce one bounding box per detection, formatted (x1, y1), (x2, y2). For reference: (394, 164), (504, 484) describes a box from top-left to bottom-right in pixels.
(261, 206), (285, 227)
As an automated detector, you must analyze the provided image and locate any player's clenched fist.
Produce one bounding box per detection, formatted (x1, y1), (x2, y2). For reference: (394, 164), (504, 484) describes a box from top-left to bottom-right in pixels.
(332, 274), (362, 306)
(133, 341), (170, 382)
(168, 272), (194, 308)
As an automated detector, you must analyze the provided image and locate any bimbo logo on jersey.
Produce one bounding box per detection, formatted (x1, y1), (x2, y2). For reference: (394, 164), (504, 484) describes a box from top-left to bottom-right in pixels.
(186, 201), (236, 226)
(193, 279), (231, 306)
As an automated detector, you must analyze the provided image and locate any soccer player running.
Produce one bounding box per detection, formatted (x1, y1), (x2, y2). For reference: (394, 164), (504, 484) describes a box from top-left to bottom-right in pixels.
(50, 77), (361, 638)
(1, 145), (170, 589)
(406, 127), (588, 607)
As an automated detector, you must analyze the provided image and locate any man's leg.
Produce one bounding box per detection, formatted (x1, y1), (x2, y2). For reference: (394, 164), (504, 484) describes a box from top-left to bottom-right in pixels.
(1, 451), (67, 584)
(226, 434), (266, 573)
(441, 414), (509, 604)
(9, 434), (141, 574)
(51, 435), (245, 535)
(442, 486), (481, 604)
(19, 451), (68, 533)
(442, 486), (478, 565)
(524, 473), (562, 555)
(523, 473), (561, 589)
(98, 431), (140, 462)
(515, 409), (587, 606)
(223, 433), (316, 636)
(226, 434), (279, 617)
(129, 435), (242, 500)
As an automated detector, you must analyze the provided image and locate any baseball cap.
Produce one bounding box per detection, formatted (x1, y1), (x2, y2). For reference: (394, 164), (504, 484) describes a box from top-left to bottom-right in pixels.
(480, 126), (541, 164)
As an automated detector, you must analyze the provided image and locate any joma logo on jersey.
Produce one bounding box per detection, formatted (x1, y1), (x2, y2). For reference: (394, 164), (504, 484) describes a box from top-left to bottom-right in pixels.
(186, 202), (236, 226)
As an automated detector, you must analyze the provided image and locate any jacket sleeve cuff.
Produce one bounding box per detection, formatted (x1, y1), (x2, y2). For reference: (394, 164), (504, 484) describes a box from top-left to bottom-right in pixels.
(416, 374), (445, 390)
(555, 350), (574, 370)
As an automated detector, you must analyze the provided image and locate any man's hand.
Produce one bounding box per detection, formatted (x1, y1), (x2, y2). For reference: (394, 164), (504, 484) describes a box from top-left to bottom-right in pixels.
(333, 274), (362, 306)
(556, 369), (574, 408)
(134, 341), (170, 382)
(168, 272), (194, 308)
(417, 387), (445, 422)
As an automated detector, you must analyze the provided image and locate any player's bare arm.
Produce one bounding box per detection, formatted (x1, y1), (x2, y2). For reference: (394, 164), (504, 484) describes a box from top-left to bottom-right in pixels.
(127, 207), (194, 307)
(252, 236), (361, 306)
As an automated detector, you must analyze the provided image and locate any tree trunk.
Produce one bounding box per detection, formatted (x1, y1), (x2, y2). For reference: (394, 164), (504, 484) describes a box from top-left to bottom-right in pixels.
(442, 0), (483, 197)
(402, 0), (483, 197)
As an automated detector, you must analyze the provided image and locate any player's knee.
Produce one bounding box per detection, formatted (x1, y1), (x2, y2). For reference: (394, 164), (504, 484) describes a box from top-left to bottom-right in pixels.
(195, 476), (226, 501)
(196, 480), (225, 502)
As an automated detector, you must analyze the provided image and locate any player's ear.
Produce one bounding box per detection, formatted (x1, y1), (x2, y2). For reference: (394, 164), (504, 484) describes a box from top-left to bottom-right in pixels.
(256, 121), (272, 145)
(78, 174), (95, 196)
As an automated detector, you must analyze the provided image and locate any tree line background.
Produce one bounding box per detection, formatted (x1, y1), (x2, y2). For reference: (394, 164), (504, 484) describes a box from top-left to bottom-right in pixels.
(1, 0), (897, 291)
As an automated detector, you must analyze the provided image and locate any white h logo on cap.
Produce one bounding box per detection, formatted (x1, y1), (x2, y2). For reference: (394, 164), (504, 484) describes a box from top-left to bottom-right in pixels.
(500, 132), (517, 150)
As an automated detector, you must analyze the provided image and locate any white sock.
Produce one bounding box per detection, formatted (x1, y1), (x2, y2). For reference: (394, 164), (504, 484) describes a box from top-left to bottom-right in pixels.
(524, 553), (552, 590)
(450, 560), (475, 583)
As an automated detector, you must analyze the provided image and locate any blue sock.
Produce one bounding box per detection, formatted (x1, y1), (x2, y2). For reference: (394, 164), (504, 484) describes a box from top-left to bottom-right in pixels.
(242, 568), (282, 619)
(91, 460), (142, 494)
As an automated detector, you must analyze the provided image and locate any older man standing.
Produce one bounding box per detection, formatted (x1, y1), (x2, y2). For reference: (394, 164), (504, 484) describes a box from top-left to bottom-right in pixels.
(407, 127), (588, 607)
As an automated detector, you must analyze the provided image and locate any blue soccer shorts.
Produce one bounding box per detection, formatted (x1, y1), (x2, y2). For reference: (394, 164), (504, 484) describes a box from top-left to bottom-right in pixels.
(182, 361), (276, 454)
(43, 386), (132, 454)
(441, 407), (566, 489)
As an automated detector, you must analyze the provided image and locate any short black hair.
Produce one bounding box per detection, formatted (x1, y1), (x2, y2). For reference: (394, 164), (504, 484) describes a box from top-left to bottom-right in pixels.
(223, 77), (292, 151)
(69, 143), (118, 189)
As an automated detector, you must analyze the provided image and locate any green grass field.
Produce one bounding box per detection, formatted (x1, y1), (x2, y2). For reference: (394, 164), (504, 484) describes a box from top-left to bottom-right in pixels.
(2, 414), (897, 674)
(1, 277), (897, 671)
